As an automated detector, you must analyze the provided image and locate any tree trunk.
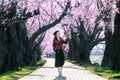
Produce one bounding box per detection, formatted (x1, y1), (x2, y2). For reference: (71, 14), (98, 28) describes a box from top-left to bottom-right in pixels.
(102, 28), (112, 67)
(68, 28), (79, 60)
(67, 39), (74, 60)
(111, 11), (120, 71)
(78, 43), (93, 64)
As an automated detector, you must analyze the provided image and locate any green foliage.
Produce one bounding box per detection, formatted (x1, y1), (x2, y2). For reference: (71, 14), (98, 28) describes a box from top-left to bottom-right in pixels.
(66, 60), (120, 80)
(36, 59), (47, 66)
(0, 59), (46, 80)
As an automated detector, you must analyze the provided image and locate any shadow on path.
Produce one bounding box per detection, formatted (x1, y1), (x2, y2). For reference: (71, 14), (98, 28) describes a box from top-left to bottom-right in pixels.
(42, 66), (85, 71)
(54, 76), (67, 80)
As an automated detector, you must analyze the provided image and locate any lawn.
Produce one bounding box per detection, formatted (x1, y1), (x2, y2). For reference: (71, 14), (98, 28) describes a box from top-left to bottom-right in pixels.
(66, 60), (120, 80)
(0, 59), (47, 80)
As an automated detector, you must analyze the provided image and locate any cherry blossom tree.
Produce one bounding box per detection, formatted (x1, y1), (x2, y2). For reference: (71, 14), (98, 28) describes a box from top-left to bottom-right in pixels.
(0, 0), (119, 73)
(111, 0), (120, 71)
(0, 0), (70, 73)
(63, 0), (105, 63)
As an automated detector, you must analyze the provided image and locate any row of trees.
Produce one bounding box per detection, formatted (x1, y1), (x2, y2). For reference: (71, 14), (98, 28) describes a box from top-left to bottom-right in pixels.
(0, 0), (120, 74)
(67, 0), (120, 71)
(0, 0), (70, 73)
(0, 2), (42, 73)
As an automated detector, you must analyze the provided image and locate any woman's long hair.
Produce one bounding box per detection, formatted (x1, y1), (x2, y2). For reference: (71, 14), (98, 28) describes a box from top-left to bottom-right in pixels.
(53, 31), (59, 47)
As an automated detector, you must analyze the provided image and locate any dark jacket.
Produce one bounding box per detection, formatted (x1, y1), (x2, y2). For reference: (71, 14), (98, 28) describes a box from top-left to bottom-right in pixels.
(53, 37), (67, 51)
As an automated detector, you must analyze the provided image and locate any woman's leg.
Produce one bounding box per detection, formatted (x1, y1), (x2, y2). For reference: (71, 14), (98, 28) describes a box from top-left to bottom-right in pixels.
(58, 67), (62, 76)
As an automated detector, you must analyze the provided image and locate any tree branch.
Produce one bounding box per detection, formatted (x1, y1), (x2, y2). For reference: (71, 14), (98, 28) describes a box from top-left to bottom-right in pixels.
(95, 27), (103, 40)
(30, 1), (71, 44)
(94, 38), (105, 45)
(32, 32), (45, 52)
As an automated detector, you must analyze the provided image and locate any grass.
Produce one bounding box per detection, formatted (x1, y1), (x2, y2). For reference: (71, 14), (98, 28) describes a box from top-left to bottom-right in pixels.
(66, 60), (120, 80)
(0, 59), (47, 80)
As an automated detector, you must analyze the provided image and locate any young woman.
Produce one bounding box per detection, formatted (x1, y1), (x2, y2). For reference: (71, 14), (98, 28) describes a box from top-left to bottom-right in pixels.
(53, 30), (68, 77)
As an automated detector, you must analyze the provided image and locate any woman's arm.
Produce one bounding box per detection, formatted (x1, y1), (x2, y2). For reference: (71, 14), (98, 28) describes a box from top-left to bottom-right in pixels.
(61, 34), (68, 44)
(53, 38), (56, 51)
(62, 38), (68, 43)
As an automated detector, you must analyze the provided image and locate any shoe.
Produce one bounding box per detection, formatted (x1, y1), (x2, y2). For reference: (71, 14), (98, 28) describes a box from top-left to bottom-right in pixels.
(60, 75), (66, 80)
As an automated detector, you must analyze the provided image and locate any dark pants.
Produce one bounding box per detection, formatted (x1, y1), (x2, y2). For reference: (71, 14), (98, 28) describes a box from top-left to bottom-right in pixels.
(55, 50), (65, 67)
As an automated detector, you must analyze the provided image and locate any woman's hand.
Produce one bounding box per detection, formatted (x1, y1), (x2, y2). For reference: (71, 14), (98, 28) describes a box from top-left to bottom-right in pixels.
(63, 34), (68, 41)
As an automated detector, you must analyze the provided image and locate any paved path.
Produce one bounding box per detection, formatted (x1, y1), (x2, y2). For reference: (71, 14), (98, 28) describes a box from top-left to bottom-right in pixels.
(19, 58), (106, 80)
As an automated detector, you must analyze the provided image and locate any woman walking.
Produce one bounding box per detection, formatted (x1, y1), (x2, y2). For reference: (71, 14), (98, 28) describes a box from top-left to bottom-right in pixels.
(53, 30), (68, 77)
